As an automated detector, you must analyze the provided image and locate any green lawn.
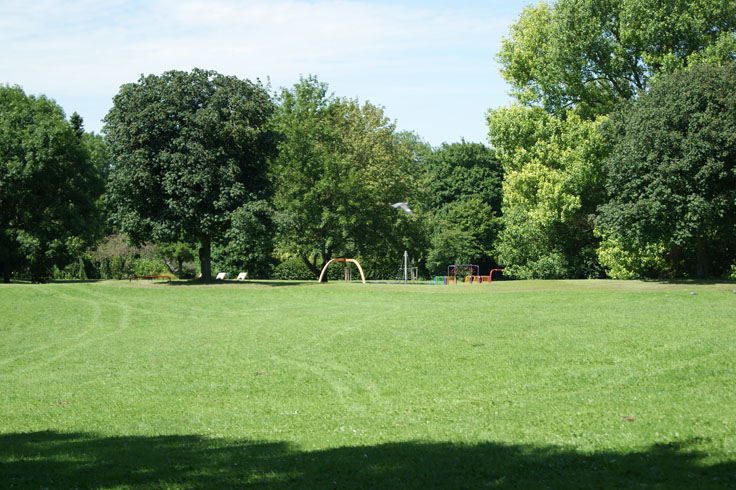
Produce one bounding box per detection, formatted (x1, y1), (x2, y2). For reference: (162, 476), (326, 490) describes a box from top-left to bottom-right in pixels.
(1, 279), (735, 488)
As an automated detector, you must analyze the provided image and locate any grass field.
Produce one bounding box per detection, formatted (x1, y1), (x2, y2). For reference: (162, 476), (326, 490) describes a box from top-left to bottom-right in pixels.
(1, 279), (735, 488)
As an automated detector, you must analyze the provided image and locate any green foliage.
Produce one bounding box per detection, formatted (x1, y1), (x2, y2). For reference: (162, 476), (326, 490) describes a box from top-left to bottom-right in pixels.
(97, 255), (134, 280)
(424, 142), (503, 212)
(213, 199), (275, 278)
(270, 256), (345, 281)
(498, 0), (736, 118)
(89, 234), (167, 279)
(131, 258), (170, 277)
(396, 130), (433, 166)
(596, 63), (736, 278)
(104, 69), (277, 279)
(492, 0), (736, 278)
(81, 131), (114, 236)
(595, 234), (668, 280)
(155, 241), (196, 278)
(69, 112), (84, 138)
(422, 142), (503, 275)
(93, 234), (145, 279)
(49, 235), (174, 281)
(426, 198), (501, 275)
(97, 255), (129, 280)
(271, 256), (314, 280)
(489, 107), (608, 278)
(0, 85), (104, 282)
(53, 256), (92, 281)
(272, 76), (424, 278)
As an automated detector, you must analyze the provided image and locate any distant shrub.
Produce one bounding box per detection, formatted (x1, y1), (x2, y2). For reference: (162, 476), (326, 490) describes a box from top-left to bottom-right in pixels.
(271, 257), (346, 281)
(53, 256), (94, 280)
(271, 257), (314, 280)
(133, 258), (169, 277)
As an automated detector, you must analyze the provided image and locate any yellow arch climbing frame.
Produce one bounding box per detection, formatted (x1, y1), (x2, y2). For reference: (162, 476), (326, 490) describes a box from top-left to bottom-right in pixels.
(318, 258), (366, 284)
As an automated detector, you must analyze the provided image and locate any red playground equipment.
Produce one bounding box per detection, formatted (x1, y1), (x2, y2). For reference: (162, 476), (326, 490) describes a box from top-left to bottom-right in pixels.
(443, 265), (504, 284)
(488, 268), (504, 283)
(447, 264), (479, 283)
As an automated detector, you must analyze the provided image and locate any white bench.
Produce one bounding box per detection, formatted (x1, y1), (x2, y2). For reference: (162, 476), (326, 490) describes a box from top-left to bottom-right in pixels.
(215, 272), (228, 280)
(236, 272), (248, 280)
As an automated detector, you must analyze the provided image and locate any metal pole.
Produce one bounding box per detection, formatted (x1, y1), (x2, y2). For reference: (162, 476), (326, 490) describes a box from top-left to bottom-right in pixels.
(404, 250), (408, 285)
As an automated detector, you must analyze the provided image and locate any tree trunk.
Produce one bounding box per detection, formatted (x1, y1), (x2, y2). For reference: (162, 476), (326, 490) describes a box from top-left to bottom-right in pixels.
(162, 259), (177, 276)
(696, 236), (709, 279)
(302, 254), (321, 280)
(667, 245), (683, 277)
(199, 236), (212, 280)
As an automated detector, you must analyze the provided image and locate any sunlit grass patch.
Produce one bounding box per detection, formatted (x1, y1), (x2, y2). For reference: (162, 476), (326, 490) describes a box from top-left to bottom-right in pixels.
(1, 280), (735, 488)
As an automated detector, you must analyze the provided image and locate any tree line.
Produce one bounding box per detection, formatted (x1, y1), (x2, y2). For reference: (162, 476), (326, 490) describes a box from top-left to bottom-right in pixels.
(1, 73), (501, 283)
(2, 0), (735, 283)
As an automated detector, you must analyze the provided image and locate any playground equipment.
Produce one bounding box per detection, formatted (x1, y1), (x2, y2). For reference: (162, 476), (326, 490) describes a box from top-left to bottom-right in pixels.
(395, 250), (418, 284)
(488, 268), (504, 283)
(429, 266), (504, 285)
(448, 264), (480, 283)
(318, 258), (366, 284)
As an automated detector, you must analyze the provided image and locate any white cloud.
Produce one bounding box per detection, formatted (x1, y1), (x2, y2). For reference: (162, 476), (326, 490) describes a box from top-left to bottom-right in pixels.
(1, 0), (516, 143)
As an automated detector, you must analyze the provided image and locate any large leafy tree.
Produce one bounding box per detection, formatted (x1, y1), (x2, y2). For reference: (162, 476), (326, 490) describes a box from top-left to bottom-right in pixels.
(489, 0), (736, 278)
(104, 69), (277, 279)
(498, 0), (736, 119)
(272, 76), (423, 279)
(423, 142), (504, 274)
(0, 86), (104, 282)
(596, 64), (736, 278)
(489, 106), (608, 278)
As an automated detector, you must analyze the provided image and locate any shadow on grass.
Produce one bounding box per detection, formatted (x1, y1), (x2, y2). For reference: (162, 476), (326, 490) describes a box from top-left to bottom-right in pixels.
(1, 431), (733, 489)
(641, 278), (736, 286)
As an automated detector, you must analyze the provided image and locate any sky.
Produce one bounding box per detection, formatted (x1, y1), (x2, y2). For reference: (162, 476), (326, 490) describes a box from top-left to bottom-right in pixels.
(1, 0), (527, 147)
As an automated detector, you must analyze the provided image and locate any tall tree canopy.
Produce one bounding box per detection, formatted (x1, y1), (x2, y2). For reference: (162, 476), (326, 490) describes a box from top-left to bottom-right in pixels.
(0, 86), (104, 282)
(489, 107), (608, 278)
(104, 69), (277, 279)
(423, 142), (504, 274)
(596, 64), (736, 278)
(272, 76), (423, 278)
(490, 0), (736, 278)
(498, 0), (736, 118)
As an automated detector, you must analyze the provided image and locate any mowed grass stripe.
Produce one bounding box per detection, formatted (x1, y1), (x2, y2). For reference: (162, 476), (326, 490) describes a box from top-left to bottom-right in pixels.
(1, 280), (735, 488)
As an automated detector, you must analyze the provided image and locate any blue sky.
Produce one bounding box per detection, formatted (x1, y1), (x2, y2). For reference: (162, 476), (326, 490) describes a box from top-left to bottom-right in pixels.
(1, 0), (528, 146)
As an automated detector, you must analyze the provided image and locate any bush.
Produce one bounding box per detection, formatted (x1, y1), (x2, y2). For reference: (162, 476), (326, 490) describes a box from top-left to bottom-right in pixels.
(97, 255), (131, 279)
(132, 258), (170, 277)
(271, 257), (314, 280)
(271, 256), (345, 281)
(53, 256), (94, 280)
